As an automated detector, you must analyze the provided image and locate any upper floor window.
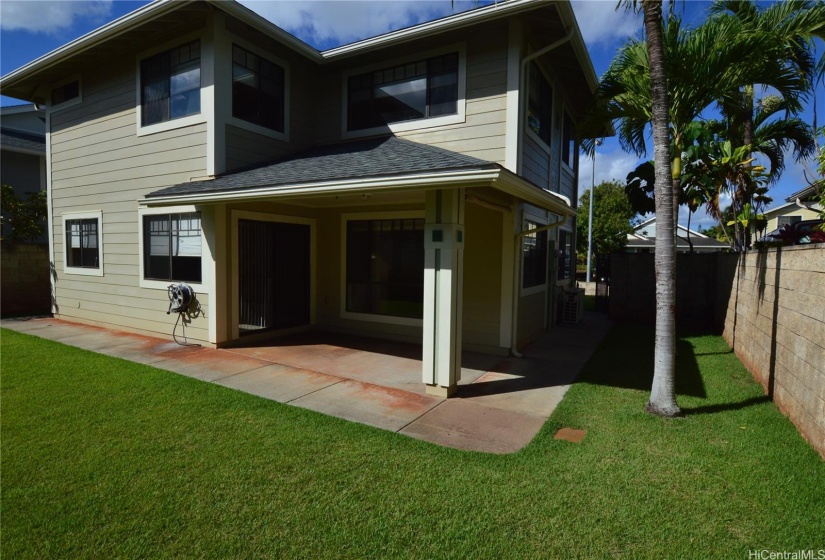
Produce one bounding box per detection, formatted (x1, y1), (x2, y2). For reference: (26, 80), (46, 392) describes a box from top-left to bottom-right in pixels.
(527, 63), (553, 145)
(232, 44), (285, 132)
(347, 52), (459, 131)
(52, 80), (80, 107)
(562, 112), (577, 169)
(141, 40), (201, 126)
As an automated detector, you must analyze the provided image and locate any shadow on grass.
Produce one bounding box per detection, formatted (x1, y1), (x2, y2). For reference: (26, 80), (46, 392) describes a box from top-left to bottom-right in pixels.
(575, 325), (707, 398)
(682, 395), (770, 416)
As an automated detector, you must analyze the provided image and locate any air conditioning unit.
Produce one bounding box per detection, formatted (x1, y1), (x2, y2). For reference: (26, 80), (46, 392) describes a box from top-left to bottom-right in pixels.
(562, 288), (585, 324)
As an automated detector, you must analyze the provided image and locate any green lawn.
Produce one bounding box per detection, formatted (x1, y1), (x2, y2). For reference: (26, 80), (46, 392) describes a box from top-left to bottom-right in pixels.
(2, 326), (823, 559)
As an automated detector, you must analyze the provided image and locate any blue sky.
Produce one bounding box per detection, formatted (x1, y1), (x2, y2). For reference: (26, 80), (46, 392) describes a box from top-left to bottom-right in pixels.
(1, 0), (822, 229)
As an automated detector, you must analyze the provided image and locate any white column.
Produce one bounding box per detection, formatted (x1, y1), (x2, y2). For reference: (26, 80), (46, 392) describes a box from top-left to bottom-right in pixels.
(422, 189), (465, 397)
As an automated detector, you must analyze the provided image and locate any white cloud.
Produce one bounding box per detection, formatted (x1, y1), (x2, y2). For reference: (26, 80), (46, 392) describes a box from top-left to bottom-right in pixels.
(569, 0), (641, 50)
(238, 0), (478, 48)
(0, 1), (112, 34)
(577, 148), (639, 200)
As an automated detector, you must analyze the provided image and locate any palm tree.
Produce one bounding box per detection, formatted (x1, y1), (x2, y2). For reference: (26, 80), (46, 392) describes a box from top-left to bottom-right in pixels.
(640, 0), (680, 417)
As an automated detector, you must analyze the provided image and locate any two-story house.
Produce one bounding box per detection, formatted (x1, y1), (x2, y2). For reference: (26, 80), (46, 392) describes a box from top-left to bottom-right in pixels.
(0, 0), (598, 396)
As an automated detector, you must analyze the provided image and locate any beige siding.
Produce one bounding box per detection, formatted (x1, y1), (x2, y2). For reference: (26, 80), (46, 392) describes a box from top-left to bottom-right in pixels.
(522, 135), (550, 189)
(462, 203), (502, 350)
(314, 21), (509, 163)
(50, 51), (210, 342)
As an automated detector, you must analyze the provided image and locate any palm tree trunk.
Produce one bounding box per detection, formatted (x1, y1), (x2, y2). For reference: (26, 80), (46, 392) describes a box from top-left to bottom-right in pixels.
(642, 0), (681, 417)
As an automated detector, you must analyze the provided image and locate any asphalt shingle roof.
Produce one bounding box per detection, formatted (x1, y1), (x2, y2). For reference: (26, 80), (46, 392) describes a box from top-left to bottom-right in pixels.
(147, 136), (497, 199)
(0, 128), (45, 153)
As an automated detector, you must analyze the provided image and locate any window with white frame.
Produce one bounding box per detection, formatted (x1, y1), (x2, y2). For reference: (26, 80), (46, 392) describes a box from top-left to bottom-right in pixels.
(777, 215), (802, 227)
(143, 212), (202, 283)
(527, 63), (553, 145)
(522, 220), (548, 289)
(345, 218), (425, 318)
(51, 79), (81, 109)
(562, 111), (577, 169)
(347, 52), (459, 132)
(63, 211), (102, 276)
(140, 40), (201, 126)
(232, 44), (285, 132)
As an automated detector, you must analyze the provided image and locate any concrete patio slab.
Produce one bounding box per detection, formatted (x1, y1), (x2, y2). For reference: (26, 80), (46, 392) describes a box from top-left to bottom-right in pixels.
(214, 364), (343, 403)
(291, 379), (443, 432)
(2, 311), (613, 453)
(399, 399), (548, 454)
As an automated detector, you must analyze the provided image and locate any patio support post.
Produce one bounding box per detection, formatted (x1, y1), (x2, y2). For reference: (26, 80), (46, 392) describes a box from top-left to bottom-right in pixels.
(422, 188), (465, 397)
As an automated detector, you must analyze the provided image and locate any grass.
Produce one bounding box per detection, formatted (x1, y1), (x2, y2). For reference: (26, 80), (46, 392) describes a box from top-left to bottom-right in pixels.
(2, 326), (823, 559)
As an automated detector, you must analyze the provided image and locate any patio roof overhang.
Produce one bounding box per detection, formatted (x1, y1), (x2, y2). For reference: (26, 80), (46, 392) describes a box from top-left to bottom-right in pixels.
(140, 166), (575, 217)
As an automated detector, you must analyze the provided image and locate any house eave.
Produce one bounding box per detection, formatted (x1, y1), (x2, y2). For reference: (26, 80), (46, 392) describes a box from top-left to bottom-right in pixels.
(140, 166), (574, 217)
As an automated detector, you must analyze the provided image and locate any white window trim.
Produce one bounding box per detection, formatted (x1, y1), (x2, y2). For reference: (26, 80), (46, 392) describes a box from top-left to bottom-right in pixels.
(340, 43), (467, 140)
(135, 31), (208, 137)
(62, 210), (103, 277)
(520, 213), (549, 297)
(50, 74), (82, 114)
(224, 35), (290, 142)
(561, 108), (577, 174)
(340, 210), (425, 327)
(229, 210), (316, 341)
(524, 62), (555, 156)
(555, 226), (574, 286)
(138, 205), (207, 291)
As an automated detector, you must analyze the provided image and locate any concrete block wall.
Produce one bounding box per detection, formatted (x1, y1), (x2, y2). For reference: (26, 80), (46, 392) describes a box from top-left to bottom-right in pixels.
(722, 245), (825, 459)
(1, 242), (51, 317)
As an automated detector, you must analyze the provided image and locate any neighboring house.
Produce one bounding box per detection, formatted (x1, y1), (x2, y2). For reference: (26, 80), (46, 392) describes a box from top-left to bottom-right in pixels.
(0, 0), (598, 396)
(1, 104), (47, 242)
(626, 216), (729, 253)
(752, 185), (822, 238)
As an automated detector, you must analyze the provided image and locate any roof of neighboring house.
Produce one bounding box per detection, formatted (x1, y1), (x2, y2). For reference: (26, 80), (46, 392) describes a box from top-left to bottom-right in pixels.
(147, 136), (497, 198)
(630, 216), (709, 239)
(762, 200), (821, 217)
(626, 235), (729, 250)
(785, 184), (819, 203)
(0, 127), (46, 155)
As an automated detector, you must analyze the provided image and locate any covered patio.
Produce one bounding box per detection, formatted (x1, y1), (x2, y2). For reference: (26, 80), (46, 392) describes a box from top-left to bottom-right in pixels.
(2, 311), (611, 453)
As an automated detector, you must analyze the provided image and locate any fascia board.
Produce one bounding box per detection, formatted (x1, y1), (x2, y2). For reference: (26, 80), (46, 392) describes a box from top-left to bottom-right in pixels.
(140, 168), (500, 206)
(0, 0), (186, 90)
(319, 0), (541, 60)
(494, 171), (576, 216)
(0, 144), (46, 157)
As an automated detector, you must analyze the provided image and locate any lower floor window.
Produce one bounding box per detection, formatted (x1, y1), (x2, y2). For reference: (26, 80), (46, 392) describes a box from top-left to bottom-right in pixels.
(522, 221), (548, 289)
(143, 212), (202, 282)
(346, 218), (424, 318)
(66, 218), (99, 269)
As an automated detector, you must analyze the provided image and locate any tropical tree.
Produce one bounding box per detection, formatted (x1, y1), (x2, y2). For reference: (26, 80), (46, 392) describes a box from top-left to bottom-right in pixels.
(637, 0), (680, 417)
(576, 180), (636, 265)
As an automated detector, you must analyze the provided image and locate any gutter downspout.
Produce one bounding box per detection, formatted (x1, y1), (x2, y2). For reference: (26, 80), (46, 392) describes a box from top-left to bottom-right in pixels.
(510, 212), (568, 357)
(516, 27), (574, 175)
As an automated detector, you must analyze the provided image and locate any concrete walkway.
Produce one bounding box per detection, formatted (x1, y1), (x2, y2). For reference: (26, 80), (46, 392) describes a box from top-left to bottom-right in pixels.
(2, 313), (612, 453)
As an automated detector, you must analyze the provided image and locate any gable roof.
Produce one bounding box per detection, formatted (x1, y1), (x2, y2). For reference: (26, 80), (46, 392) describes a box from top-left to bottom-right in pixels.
(785, 184), (818, 203)
(147, 136), (496, 199)
(631, 216), (709, 239)
(0, 128), (45, 155)
(0, 0), (598, 113)
(142, 136), (573, 215)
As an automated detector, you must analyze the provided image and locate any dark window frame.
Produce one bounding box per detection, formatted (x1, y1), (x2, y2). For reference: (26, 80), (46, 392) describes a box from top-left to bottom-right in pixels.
(347, 52), (460, 132)
(232, 44), (286, 133)
(522, 220), (549, 289)
(52, 79), (81, 108)
(65, 217), (100, 270)
(140, 40), (201, 127)
(345, 218), (425, 319)
(526, 63), (553, 145)
(143, 212), (203, 283)
(562, 111), (577, 170)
